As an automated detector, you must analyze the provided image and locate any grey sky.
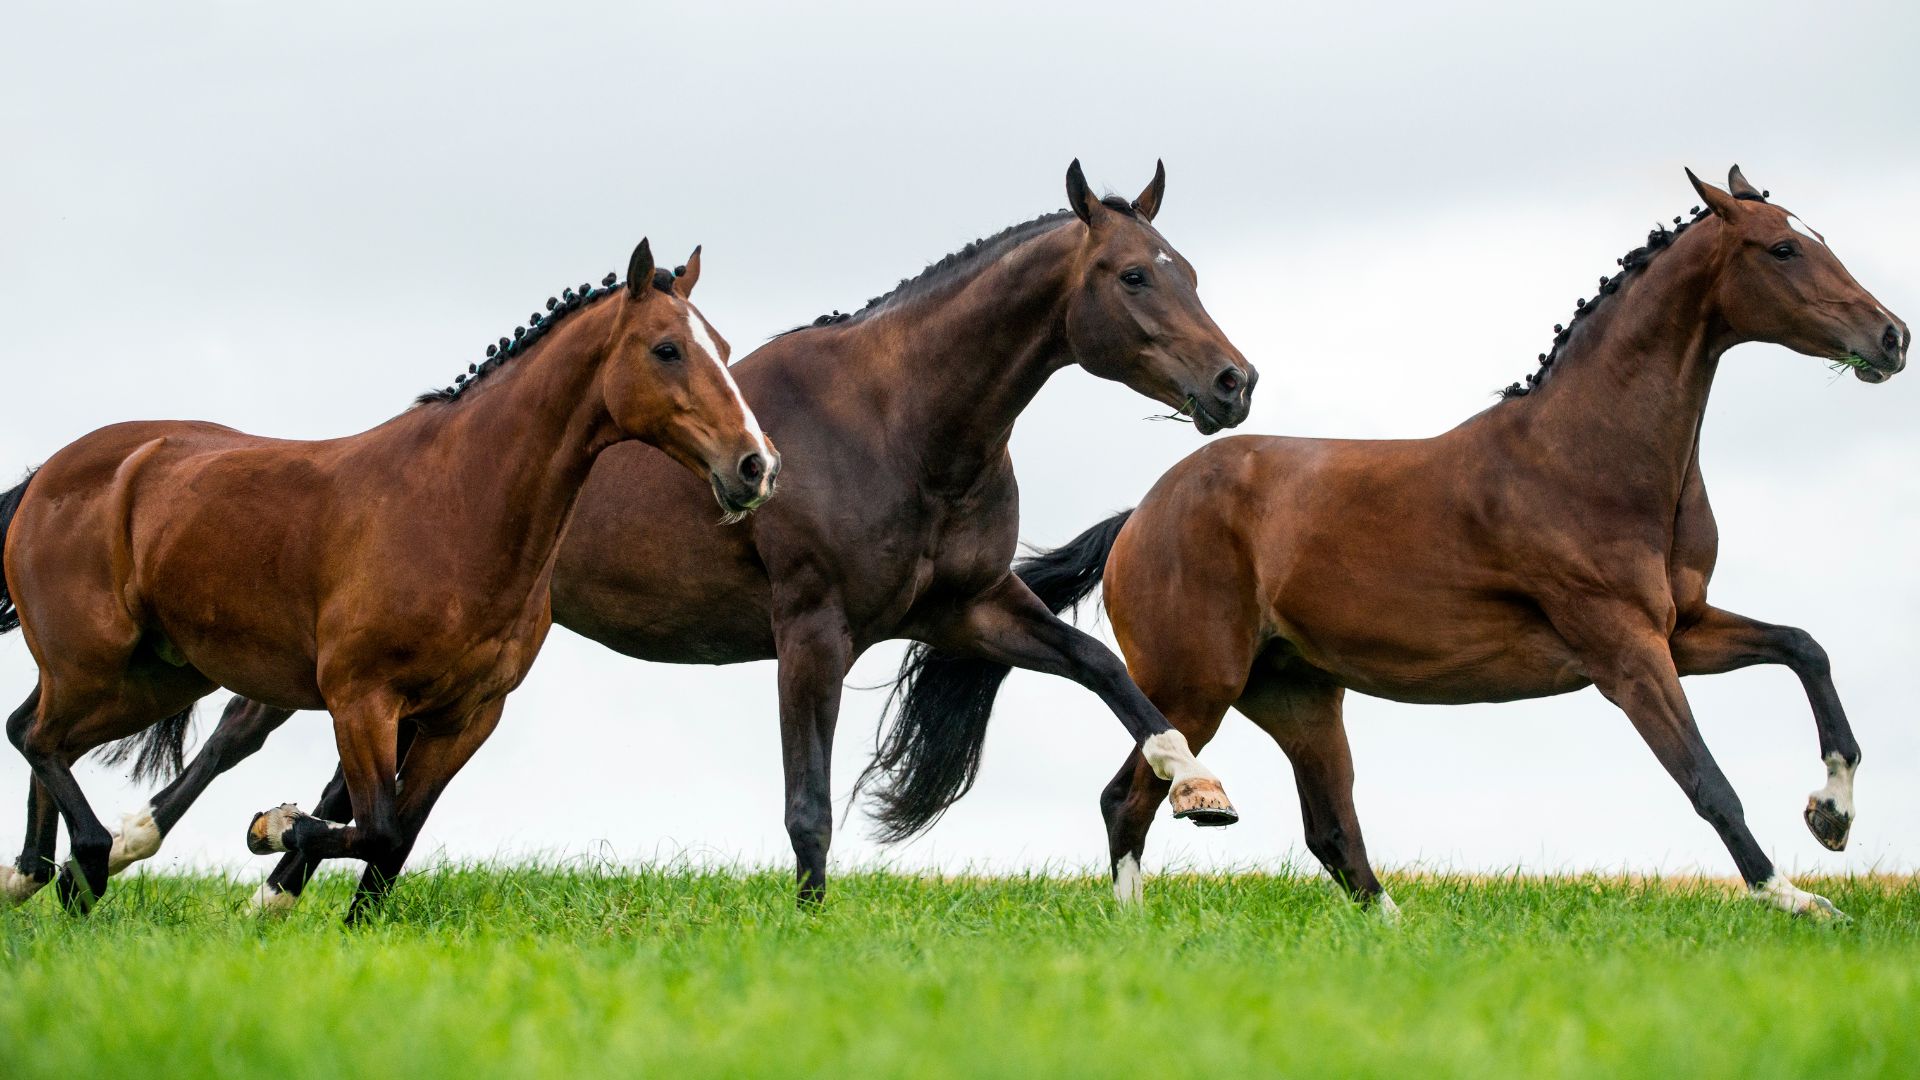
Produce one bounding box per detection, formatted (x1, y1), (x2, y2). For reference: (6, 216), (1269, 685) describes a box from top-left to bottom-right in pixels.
(3, 2), (1916, 883)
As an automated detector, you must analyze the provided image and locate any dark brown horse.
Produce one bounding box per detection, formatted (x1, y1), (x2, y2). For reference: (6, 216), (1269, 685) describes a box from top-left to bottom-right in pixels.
(82, 161), (1255, 911)
(0, 241), (776, 918)
(875, 167), (1908, 919)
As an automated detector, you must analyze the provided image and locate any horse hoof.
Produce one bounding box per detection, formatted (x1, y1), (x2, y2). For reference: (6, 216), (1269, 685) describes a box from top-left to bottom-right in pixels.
(1169, 777), (1239, 827)
(1804, 796), (1851, 852)
(247, 803), (308, 855)
(1752, 875), (1849, 922)
(0, 865), (47, 908)
(107, 805), (163, 875)
(248, 882), (299, 918)
(56, 860), (101, 915)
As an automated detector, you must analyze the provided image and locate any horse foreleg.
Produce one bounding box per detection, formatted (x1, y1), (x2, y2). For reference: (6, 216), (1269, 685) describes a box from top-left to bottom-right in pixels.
(251, 721), (419, 917)
(1571, 614), (1840, 919)
(246, 695), (403, 924)
(1671, 606), (1860, 851)
(936, 576), (1237, 826)
(342, 700), (503, 922)
(1237, 675), (1392, 918)
(774, 606), (853, 907)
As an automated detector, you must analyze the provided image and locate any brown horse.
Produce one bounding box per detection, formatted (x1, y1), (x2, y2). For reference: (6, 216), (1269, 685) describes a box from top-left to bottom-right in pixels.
(0, 240), (776, 918)
(875, 167), (1908, 919)
(93, 160), (1255, 911)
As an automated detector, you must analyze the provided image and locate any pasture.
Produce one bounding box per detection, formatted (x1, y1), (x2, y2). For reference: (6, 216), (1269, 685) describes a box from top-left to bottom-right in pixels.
(3, 867), (1915, 1078)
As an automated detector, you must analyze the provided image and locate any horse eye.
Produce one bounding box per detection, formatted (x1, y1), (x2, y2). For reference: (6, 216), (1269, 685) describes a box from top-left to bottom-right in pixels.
(1770, 243), (1796, 261)
(652, 343), (681, 362)
(1120, 268), (1148, 288)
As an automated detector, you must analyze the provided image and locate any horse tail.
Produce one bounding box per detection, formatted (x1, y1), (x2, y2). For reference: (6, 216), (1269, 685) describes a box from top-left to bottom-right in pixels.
(90, 704), (195, 786)
(860, 509), (1134, 843)
(0, 470), (37, 636)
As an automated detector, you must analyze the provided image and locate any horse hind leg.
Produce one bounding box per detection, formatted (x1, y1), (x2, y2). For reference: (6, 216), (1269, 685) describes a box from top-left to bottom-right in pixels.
(1235, 672), (1394, 919)
(2, 690), (56, 907)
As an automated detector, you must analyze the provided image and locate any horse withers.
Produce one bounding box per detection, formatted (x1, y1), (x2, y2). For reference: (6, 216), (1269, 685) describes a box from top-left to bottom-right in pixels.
(0, 240), (775, 919)
(882, 167), (1907, 919)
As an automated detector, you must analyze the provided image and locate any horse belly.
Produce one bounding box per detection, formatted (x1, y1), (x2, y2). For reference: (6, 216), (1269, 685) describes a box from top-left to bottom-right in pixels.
(1283, 595), (1589, 706)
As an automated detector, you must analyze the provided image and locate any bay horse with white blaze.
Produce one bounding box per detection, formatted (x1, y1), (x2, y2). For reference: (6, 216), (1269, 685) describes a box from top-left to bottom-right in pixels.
(90, 160), (1254, 910)
(874, 167), (1907, 919)
(0, 240), (776, 919)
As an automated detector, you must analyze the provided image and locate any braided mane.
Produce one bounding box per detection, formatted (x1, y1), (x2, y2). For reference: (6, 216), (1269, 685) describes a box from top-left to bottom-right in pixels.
(414, 266), (681, 406)
(1496, 193), (1765, 399)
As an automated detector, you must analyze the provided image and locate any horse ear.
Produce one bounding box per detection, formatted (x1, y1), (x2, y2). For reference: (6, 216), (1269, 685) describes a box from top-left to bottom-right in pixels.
(1065, 159), (1110, 228)
(673, 245), (702, 298)
(626, 238), (654, 299)
(1727, 164), (1764, 201)
(1132, 159), (1167, 221)
(1686, 168), (1741, 219)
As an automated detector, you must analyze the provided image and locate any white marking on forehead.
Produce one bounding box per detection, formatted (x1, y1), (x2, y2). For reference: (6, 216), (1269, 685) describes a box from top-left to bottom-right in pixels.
(1154, 250), (1174, 265)
(685, 310), (768, 455)
(1787, 215), (1824, 246)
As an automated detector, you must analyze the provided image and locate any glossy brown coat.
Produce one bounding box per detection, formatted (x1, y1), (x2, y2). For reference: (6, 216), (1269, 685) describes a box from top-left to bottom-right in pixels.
(0, 242), (775, 917)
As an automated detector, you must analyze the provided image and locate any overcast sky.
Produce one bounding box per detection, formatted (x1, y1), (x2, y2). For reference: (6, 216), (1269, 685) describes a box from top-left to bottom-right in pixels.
(3, 2), (1916, 888)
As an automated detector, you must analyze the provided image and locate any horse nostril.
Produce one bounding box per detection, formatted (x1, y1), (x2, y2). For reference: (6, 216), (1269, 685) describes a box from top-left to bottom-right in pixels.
(739, 453), (766, 485)
(1214, 367), (1245, 397)
(1884, 324), (1905, 354)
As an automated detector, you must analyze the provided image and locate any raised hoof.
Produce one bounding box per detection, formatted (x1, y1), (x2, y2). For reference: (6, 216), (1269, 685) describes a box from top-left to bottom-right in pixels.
(247, 803), (308, 855)
(1169, 777), (1239, 827)
(1804, 796), (1851, 852)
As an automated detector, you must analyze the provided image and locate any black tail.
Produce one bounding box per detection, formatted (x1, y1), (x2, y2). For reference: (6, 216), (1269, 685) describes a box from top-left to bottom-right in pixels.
(91, 703), (195, 786)
(859, 509), (1134, 843)
(0, 470), (36, 635)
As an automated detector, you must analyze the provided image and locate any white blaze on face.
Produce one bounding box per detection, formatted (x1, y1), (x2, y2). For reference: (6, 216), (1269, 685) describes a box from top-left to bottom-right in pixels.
(1114, 853), (1144, 905)
(1153, 249), (1174, 266)
(684, 310), (769, 460)
(1786, 215), (1825, 247)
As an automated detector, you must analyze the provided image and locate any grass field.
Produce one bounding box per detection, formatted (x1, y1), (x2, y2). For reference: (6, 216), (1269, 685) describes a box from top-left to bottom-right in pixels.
(3, 867), (1916, 1078)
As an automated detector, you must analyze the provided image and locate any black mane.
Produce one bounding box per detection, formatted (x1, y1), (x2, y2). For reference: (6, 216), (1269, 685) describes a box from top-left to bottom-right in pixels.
(781, 195), (1139, 334)
(414, 266), (681, 406)
(1498, 202), (1729, 399)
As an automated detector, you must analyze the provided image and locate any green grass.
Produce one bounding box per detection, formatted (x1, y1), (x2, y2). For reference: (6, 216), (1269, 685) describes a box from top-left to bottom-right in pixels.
(3, 867), (1916, 1078)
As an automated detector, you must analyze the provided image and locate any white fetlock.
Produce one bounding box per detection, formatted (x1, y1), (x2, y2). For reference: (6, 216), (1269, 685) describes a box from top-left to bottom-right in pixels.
(1804, 752), (1857, 851)
(1752, 874), (1846, 921)
(1374, 892), (1402, 926)
(1113, 853), (1144, 906)
(248, 882), (299, 918)
(107, 805), (163, 875)
(1142, 730), (1207, 785)
(1, 864), (48, 907)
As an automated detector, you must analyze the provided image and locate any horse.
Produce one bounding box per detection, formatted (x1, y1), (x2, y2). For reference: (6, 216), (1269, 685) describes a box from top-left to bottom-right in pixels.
(0, 239), (777, 920)
(88, 160), (1255, 911)
(871, 166), (1909, 919)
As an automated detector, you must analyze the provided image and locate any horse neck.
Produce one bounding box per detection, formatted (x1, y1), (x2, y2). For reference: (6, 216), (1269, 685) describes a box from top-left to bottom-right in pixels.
(856, 227), (1078, 487)
(1514, 221), (1735, 505)
(386, 303), (619, 578)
